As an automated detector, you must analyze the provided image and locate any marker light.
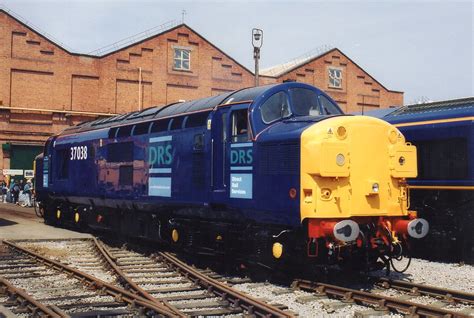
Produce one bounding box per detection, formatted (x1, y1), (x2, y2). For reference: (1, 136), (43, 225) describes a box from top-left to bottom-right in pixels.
(336, 153), (345, 166)
(289, 188), (297, 199)
(372, 183), (379, 193)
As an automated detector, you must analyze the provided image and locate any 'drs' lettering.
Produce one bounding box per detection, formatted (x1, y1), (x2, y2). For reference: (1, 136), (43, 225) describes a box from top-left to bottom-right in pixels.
(149, 144), (173, 166)
(230, 148), (253, 165)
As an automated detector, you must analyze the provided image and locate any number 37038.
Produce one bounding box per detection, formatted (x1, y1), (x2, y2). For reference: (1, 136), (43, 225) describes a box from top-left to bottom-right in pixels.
(70, 146), (88, 160)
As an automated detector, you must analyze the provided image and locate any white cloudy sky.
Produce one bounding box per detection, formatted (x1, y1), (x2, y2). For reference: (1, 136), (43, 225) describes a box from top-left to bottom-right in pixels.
(1, 0), (472, 103)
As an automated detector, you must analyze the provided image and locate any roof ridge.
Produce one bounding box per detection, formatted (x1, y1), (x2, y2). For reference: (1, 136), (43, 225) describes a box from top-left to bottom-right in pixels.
(87, 20), (180, 56)
(260, 45), (334, 76)
(0, 4), (74, 52)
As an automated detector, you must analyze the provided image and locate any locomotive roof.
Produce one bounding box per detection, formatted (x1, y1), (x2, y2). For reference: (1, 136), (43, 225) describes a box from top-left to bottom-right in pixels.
(384, 96), (474, 124)
(63, 84), (277, 135)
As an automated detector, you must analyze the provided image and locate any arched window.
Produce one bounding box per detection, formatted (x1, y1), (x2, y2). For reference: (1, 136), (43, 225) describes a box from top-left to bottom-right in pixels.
(260, 91), (290, 124)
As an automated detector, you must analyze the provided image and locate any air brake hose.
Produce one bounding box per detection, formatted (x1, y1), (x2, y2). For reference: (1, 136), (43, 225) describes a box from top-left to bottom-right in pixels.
(390, 242), (412, 273)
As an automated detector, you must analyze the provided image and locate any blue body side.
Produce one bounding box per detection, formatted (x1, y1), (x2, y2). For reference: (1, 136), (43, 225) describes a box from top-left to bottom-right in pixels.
(383, 99), (474, 187)
(37, 82), (343, 228)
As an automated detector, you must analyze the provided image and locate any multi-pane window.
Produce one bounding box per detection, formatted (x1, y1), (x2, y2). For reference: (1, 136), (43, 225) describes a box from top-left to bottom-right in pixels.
(328, 67), (342, 88)
(174, 48), (190, 70)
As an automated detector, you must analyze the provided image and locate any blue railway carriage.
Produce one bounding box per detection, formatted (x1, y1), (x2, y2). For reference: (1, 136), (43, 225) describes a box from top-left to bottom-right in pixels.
(384, 97), (474, 263)
(35, 82), (428, 271)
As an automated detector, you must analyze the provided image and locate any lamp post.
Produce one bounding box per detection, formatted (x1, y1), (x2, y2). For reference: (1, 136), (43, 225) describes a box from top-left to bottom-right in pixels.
(252, 28), (263, 87)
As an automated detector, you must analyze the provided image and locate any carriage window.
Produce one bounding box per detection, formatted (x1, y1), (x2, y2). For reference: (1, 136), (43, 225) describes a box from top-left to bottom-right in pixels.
(319, 95), (343, 115)
(260, 91), (290, 124)
(290, 88), (321, 116)
(231, 109), (249, 142)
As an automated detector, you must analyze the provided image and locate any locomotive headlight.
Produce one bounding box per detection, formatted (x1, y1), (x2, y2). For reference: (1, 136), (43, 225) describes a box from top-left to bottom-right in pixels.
(336, 153), (345, 166)
(372, 183), (379, 193)
(336, 126), (347, 139)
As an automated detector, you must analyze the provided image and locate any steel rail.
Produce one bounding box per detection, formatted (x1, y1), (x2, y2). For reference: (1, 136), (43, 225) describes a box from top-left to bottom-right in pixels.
(293, 279), (467, 318)
(2, 240), (178, 317)
(158, 252), (294, 317)
(0, 277), (64, 318)
(91, 238), (185, 317)
(375, 277), (474, 305)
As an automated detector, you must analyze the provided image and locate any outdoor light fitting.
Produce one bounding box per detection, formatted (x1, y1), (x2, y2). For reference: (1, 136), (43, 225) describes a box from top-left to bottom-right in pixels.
(252, 28), (263, 48)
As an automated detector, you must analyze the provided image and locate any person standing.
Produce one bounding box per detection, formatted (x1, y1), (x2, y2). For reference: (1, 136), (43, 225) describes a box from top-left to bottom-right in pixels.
(23, 180), (33, 207)
(1, 180), (7, 203)
(12, 181), (20, 205)
(9, 179), (15, 203)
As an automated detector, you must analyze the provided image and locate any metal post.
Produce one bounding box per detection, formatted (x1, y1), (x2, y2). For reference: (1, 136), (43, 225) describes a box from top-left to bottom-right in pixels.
(254, 47), (260, 87)
(252, 28), (263, 87)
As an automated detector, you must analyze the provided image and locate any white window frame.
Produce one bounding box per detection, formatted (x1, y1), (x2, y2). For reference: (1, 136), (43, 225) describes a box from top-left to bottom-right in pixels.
(328, 67), (342, 89)
(173, 48), (191, 71)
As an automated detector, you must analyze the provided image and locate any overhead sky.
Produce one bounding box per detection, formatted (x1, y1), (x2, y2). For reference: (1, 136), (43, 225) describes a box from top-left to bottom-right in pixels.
(1, 0), (472, 104)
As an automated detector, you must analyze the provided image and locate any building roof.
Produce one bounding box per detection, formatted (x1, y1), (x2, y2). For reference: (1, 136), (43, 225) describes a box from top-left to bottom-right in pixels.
(0, 7), (253, 74)
(261, 45), (334, 77)
(0, 5), (403, 94)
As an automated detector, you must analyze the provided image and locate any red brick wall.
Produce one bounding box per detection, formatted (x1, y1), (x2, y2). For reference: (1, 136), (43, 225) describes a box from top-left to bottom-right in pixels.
(0, 11), (255, 170)
(0, 10), (404, 171)
(275, 50), (403, 113)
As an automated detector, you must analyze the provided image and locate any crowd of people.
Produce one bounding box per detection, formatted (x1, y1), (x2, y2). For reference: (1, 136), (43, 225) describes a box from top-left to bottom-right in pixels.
(0, 178), (34, 207)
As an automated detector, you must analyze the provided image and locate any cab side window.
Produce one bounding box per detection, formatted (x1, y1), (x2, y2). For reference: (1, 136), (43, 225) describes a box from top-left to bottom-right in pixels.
(231, 109), (249, 142)
(260, 91), (290, 124)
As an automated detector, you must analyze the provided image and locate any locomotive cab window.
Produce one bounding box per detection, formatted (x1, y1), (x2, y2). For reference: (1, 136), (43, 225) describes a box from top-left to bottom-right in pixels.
(290, 88), (321, 116)
(231, 109), (250, 142)
(319, 94), (343, 115)
(260, 91), (290, 124)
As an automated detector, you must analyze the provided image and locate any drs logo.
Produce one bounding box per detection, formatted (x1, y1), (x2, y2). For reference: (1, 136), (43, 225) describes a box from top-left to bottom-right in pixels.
(230, 148), (253, 165)
(148, 144), (173, 165)
(70, 146), (88, 160)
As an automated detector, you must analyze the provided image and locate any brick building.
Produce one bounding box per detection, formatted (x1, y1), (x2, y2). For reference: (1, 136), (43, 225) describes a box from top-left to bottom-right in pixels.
(0, 8), (403, 173)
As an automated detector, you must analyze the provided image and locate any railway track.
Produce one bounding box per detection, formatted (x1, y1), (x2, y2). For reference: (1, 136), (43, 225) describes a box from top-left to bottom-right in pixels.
(292, 279), (472, 317)
(374, 276), (474, 305)
(96, 240), (292, 316)
(4, 238), (293, 317)
(0, 240), (176, 317)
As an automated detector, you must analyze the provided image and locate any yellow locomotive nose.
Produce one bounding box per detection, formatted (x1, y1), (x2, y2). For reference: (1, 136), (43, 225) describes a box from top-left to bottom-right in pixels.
(300, 115), (417, 220)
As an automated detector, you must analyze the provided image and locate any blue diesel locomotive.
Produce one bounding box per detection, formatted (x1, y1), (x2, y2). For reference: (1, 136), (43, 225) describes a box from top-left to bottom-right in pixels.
(35, 82), (428, 271)
(384, 98), (473, 263)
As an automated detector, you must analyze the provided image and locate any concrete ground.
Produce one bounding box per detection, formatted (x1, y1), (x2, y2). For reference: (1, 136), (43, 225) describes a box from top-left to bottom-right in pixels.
(0, 203), (91, 240)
